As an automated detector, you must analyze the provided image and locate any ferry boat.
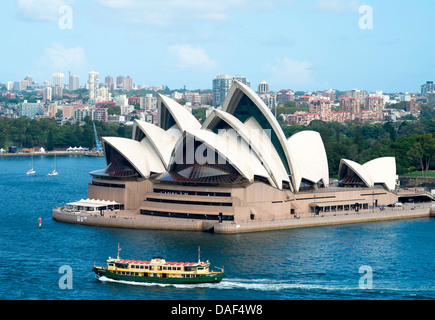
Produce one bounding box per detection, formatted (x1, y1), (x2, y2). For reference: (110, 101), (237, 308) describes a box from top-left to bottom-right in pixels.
(93, 245), (225, 284)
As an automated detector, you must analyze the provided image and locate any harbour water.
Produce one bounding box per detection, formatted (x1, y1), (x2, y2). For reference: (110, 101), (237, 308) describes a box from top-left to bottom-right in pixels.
(1, 155), (435, 300)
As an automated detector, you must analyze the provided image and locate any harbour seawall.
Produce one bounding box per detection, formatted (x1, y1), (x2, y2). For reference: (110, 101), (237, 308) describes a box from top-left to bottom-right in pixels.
(53, 205), (432, 234)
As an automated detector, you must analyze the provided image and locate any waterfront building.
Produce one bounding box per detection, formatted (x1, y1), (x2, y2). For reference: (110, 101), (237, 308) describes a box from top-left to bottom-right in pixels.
(74, 80), (397, 231)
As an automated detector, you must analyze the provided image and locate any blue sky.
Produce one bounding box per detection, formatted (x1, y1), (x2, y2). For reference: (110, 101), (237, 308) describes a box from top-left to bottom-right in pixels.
(1, 0), (434, 93)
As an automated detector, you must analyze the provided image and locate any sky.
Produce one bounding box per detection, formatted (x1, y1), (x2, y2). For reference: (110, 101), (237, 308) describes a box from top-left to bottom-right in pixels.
(1, 0), (434, 93)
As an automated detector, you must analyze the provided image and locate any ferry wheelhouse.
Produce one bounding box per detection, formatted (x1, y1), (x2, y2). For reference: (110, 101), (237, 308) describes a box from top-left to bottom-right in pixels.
(93, 246), (225, 284)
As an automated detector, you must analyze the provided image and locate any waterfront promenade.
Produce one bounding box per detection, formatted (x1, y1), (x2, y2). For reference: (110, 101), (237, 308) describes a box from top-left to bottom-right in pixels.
(52, 203), (433, 234)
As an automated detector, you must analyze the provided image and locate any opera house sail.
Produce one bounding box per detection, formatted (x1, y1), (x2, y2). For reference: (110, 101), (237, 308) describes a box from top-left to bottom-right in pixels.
(54, 80), (399, 232)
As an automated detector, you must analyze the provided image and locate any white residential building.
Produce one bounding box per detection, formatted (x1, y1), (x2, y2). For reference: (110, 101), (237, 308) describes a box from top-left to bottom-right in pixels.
(88, 71), (99, 102)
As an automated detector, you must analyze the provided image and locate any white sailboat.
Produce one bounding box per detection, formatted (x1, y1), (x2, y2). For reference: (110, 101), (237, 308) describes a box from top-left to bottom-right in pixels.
(48, 153), (58, 176)
(26, 154), (36, 175)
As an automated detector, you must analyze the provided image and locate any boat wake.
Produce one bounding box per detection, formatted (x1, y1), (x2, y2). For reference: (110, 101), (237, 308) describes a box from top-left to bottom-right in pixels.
(97, 276), (358, 291)
(97, 276), (435, 296)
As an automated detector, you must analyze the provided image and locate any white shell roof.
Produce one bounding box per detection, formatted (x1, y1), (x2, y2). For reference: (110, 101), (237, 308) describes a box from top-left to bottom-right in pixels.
(339, 159), (374, 188)
(287, 130), (329, 190)
(98, 81), (396, 193)
(221, 80), (298, 191)
(133, 119), (180, 168)
(103, 137), (165, 178)
(169, 129), (271, 184)
(202, 109), (289, 189)
(158, 94), (201, 132)
(362, 157), (396, 191)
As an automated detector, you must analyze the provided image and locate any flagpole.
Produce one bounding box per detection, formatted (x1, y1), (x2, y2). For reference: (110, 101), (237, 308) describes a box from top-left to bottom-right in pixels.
(198, 246), (201, 263)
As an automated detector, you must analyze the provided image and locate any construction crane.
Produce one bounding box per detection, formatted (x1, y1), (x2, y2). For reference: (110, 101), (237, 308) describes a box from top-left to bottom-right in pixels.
(93, 122), (102, 152)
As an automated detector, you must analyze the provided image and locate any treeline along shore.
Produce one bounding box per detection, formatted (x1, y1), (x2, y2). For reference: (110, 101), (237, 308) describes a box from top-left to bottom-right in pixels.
(1, 106), (435, 178)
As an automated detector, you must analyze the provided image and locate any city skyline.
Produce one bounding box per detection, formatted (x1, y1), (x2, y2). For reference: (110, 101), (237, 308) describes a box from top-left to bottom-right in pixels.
(1, 1), (434, 92)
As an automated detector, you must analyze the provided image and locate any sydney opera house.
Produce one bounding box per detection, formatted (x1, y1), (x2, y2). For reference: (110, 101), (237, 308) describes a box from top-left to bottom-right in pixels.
(62, 80), (398, 231)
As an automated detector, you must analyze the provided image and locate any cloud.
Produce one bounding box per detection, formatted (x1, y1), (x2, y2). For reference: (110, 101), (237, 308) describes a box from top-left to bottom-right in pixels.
(16, 0), (74, 21)
(37, 43), (87, 72)
(168, 44), (217, 69)
(314, 0), (360, 13)
(265, 57), (314, 88)
(93, 0), (290, 26)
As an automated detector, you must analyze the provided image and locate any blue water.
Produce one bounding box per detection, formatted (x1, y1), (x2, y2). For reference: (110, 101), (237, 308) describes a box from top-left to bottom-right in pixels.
(0, 155), (435, 300)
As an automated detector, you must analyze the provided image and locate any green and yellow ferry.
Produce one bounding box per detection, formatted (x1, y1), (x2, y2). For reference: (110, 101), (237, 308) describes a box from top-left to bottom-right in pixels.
(93, 245), (225, 284)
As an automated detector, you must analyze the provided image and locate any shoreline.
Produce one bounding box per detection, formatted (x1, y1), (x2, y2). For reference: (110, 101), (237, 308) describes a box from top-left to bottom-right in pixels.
(52, 204), (434, 234)
(0, 151), (103, 157)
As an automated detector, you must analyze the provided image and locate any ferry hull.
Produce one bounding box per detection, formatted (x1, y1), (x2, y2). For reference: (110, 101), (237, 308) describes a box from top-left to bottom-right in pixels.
(93, 267), (225, 284)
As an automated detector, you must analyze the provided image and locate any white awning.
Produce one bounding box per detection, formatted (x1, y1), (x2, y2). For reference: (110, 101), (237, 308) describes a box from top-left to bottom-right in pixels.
(66, 198), (120, 208)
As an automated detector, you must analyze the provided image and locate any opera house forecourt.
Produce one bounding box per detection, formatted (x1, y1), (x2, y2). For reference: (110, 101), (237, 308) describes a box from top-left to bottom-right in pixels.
(53, 81), (431, 233)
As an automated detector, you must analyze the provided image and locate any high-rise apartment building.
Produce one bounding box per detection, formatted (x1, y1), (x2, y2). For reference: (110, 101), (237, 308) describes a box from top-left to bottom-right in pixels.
(69, 75), (80, 91)
(339, 97), (360, 115)
(105, 75), (115, 90)
(258, 80), (269, 94)
(116, 76), (125, 90)
(52, 72), (64, 87)
(123, 76), (133, 91)
(88, 71), (99, 102)
(19, 100), (44, 119)
(345, 89), (367, 106)
(43, 86), (52, 101)
(276, 89), (294, 102)
(140, 94), (157, 110)
(53, 85), (63, 97)
(309, 99), (331, 121)
(421, 81), (434, 96)
(212, 74), (250, 107)
(406, 99), (422, 114)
